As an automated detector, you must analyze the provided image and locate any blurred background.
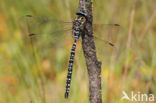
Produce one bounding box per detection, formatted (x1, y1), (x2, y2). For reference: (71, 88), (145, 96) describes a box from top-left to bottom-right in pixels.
(0, 0), (155, 103)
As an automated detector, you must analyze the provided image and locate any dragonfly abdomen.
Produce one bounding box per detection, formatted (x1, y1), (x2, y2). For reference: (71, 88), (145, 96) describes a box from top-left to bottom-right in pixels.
(65, 39), (78, 98)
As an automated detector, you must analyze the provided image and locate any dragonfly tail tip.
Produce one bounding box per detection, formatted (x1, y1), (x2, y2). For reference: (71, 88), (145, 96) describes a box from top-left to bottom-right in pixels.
(64, 92), (69, 99)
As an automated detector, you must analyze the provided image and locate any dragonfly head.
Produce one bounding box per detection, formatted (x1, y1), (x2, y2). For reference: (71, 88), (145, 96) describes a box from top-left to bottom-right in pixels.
(73, 10), (87, 29)
(75, 10), (87, 28)
(76, 10), (87, 18)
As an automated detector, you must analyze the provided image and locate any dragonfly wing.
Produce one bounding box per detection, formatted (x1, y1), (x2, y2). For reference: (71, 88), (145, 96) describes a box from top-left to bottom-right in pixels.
(24, 15), (73, 24)
(93, 23), (120, 45)
(23, 15), (73, 47)
(21, 15), (75, 74)
(93, 23), (121, 63)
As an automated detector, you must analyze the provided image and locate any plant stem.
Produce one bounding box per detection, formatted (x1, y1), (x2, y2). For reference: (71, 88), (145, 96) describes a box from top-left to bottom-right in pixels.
(79, 0), (102, 103)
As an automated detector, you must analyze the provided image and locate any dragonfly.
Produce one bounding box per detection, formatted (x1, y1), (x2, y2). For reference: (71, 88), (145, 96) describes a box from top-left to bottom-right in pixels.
(22, 9), (120, 99)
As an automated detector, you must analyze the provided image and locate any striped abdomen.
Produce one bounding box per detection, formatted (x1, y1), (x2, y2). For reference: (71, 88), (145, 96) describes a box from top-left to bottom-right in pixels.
(64, 39), (78, 98)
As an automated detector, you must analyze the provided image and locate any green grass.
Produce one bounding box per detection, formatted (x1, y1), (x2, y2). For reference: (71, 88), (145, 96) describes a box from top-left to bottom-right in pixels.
(0, 0), (155, 103)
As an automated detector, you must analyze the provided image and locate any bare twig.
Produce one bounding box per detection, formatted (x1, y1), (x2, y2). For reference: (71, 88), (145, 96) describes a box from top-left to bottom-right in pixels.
(79, 0), (102, 103)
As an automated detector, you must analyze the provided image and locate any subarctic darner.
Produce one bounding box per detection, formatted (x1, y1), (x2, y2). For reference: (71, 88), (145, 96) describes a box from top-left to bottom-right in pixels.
(22, 9), (120, 99)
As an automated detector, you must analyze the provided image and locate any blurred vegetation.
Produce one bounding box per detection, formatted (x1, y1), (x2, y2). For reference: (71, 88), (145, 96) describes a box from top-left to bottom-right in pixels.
(0, 0), (155, 103)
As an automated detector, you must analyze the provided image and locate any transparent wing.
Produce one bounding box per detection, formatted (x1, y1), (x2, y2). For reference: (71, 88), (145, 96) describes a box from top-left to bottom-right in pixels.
(21, 15), (75, 73)
(24, 15), (73, 47)
(93, 23), (120, 47)
(93, 23), (121, 63)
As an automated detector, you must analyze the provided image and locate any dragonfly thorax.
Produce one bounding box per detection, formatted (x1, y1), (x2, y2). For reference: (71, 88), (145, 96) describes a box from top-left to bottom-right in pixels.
(72, 16), (86, 40)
